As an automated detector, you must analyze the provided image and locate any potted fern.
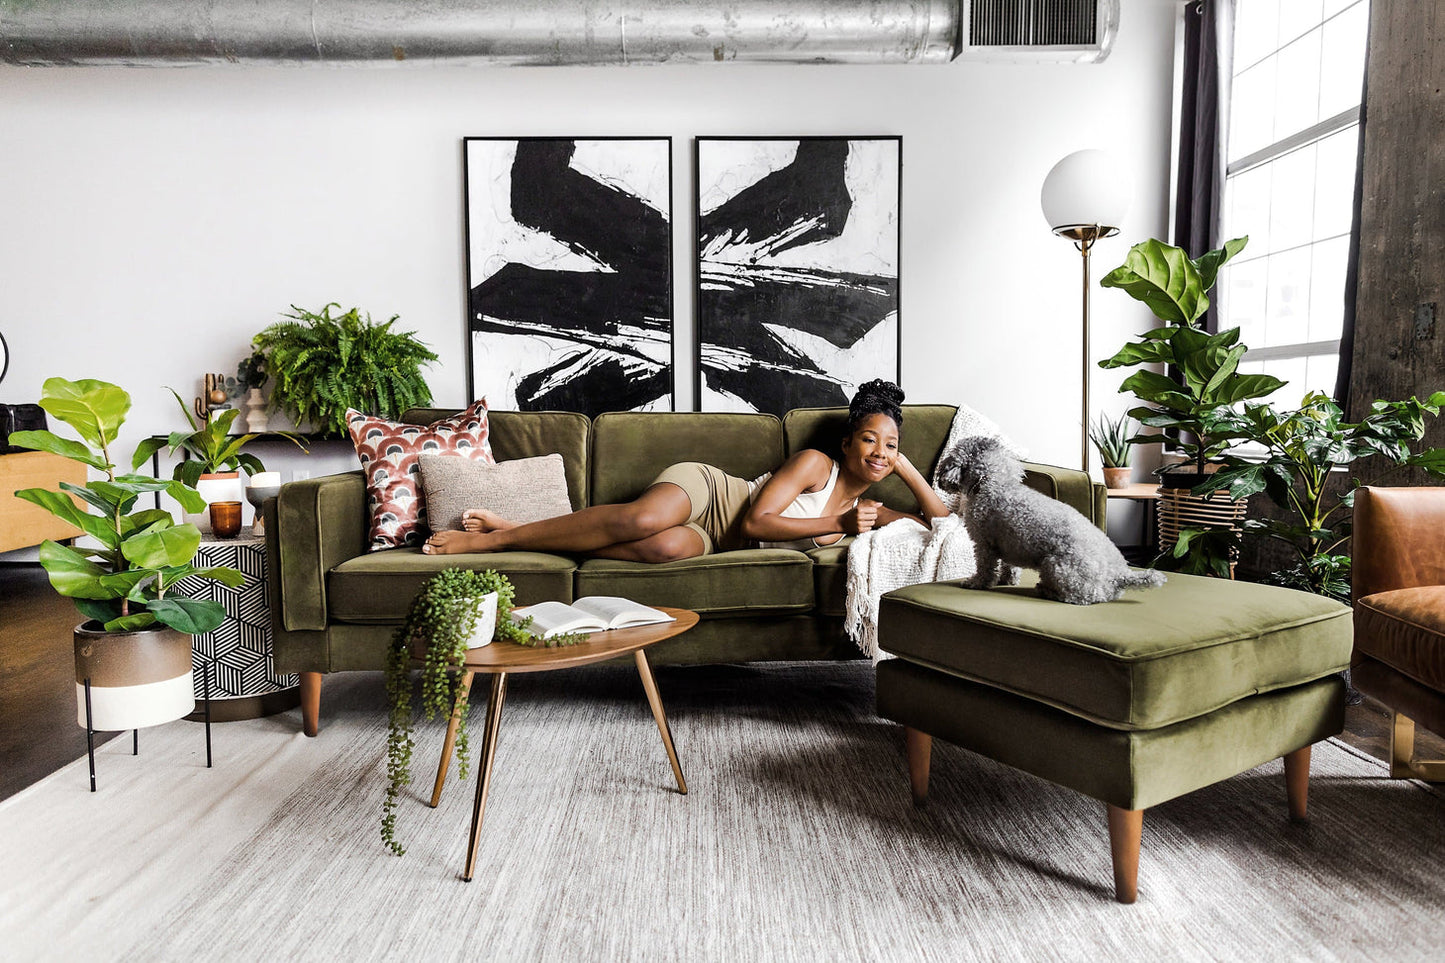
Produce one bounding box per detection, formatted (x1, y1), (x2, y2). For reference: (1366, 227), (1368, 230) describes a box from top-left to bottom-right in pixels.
(253, 303), (439, 438)
(11, 378), (244, 778)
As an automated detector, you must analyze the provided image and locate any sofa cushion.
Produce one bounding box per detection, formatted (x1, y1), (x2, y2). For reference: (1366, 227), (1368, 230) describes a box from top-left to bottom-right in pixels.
(806, 540), (852, 617)
(347, 400), (494, 550)
(1355, 586), (1445, 692)
(328, 548), (576, 623)
(590, 411), (783, 506)
(403, 408), (590, 510)
(575, 550), (814, 615)
(878, 571), (1352, 731)
(419, 452), (572, 532)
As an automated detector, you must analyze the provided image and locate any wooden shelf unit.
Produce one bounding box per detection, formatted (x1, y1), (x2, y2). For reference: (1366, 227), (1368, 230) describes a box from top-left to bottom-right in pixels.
(0, 451), (86, 554)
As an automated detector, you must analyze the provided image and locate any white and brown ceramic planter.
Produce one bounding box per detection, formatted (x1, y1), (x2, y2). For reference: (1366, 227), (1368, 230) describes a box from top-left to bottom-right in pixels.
(74, 621), (195, 731)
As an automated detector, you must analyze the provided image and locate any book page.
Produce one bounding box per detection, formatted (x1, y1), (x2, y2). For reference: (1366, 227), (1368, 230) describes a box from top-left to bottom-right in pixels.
(511, 600), (605, 639)
(572, 596), (675, 629)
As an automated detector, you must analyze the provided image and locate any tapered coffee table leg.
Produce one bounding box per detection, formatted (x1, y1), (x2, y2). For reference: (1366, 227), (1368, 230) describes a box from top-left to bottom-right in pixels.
(431, 670), (476, 808)
(634, 650), (687, 795)
(462, 672), (507, 882)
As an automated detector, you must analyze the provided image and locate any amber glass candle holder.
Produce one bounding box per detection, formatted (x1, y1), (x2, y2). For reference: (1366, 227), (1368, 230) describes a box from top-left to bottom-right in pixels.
(209, 501), (243, 539)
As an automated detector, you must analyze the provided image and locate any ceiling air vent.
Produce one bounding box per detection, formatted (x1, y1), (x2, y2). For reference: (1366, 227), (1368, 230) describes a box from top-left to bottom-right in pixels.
(958, 0), (1120, 63)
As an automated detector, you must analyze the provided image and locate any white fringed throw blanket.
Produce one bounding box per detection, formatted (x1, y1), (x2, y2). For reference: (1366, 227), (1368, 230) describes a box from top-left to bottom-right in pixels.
(843, 404), (1025, 661)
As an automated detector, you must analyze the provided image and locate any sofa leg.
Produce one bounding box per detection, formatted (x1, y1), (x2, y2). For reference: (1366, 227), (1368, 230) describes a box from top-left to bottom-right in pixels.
(1387, 713), (1445, 781)
(904, 727), (931, 805)
(1283, 744), (1311, 820)
(300, 672), (322, 737)
(1106, 804), (1142, 904)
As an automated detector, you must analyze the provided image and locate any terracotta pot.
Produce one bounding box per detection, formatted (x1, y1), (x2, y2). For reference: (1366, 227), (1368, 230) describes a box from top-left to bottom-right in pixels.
(74, 621), (194, 731)
(1102, 467), (1132, 490)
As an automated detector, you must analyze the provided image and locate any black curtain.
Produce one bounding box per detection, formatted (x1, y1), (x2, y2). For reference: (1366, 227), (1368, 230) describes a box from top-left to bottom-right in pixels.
(1333, 36), (1371, 412)
(1173, 0), (1234, 333)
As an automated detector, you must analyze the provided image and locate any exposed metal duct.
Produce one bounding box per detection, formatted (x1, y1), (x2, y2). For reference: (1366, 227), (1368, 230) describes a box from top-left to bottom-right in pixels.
(0, 1), (962, 67)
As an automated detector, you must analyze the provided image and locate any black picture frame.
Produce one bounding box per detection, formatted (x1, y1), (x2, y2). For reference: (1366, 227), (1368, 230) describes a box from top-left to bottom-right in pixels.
(462, 136), (675, 416)
(693, 135), (902, 416)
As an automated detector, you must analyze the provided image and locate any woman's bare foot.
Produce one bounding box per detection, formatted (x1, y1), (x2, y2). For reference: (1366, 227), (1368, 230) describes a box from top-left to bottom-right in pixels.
(422, 530), (500, 555)
(461, 508), (513, 533)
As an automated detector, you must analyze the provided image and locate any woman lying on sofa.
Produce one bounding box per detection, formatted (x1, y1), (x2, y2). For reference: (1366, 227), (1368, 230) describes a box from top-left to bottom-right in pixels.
(421, 380), (950, 562)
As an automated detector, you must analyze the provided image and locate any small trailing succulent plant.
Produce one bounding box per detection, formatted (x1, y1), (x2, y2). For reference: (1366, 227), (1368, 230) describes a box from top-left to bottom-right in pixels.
(382, 567), (560, 856)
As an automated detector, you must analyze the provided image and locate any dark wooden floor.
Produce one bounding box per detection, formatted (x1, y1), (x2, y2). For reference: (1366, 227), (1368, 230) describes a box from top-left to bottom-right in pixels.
(3, 562), (1443, 802)
(1, 563), (120, 799)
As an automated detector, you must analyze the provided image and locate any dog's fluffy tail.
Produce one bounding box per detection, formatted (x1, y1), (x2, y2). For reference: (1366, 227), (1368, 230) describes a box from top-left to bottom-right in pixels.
(1118, 569), (1167, 591)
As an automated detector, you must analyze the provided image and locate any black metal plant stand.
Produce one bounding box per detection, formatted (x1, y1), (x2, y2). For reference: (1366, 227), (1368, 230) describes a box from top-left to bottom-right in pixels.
(83, 659), (213, 792)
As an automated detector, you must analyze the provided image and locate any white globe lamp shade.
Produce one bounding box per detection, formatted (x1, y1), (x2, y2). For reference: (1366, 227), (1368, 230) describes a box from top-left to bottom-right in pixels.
(1040, 149), (1130, 232)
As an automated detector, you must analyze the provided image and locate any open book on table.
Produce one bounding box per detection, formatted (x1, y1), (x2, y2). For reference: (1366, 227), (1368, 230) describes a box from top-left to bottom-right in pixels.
(511, 596), (675, 640)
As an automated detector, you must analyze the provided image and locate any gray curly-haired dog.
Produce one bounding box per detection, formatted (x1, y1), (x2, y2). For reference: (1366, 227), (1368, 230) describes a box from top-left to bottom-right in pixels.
(935, 436), (1165, 604)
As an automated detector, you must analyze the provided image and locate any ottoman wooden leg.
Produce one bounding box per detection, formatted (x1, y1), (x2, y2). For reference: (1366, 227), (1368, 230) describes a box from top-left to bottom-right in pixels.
(1106, 805), (1142, 904)
(1283, 745), (1311, 820)
(905, 728), (931, 805)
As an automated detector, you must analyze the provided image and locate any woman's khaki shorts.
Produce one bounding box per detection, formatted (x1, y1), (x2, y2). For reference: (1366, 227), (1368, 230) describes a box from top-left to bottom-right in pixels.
(649, 461), (753, 554)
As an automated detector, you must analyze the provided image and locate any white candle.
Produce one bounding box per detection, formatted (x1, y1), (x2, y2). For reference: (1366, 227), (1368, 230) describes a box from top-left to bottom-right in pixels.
(249, 471), (282, 488)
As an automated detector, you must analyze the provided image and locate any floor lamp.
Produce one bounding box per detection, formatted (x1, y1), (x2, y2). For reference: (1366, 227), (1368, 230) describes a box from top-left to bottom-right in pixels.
(1041, 149), (1129, 474)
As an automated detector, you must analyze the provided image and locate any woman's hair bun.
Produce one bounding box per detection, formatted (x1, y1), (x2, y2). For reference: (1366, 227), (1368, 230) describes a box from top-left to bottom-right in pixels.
(847, 379), (905, 432)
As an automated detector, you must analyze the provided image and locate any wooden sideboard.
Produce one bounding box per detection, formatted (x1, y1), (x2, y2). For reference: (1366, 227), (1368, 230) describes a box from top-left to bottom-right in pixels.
(0, 451), (86, 553)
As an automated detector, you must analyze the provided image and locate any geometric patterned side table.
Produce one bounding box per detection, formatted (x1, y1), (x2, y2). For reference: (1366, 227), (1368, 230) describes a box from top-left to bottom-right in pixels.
(175, 534), (300, 722)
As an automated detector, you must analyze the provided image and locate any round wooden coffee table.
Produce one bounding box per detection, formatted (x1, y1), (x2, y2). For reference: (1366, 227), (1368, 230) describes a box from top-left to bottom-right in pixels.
(425, 607), (699, 881)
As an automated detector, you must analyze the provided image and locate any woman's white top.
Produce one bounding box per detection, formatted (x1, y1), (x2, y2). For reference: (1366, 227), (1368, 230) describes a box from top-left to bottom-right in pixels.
(747, 459), (858, 550)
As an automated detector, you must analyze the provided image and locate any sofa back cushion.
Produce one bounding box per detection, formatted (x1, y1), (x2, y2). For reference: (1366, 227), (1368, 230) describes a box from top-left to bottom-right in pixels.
(590, 411), (784, 506)
(403, 408), (590, 510)
(782, 404), (957, 514)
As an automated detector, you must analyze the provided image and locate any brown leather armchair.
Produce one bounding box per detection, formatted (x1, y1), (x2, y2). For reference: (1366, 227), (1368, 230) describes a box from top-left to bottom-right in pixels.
(1352, 486), (1445, 780)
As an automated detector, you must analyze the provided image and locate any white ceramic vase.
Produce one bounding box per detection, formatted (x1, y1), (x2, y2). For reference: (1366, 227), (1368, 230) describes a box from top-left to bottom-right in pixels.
(466, 593), (499, 648)
(244, 388), (271, 433)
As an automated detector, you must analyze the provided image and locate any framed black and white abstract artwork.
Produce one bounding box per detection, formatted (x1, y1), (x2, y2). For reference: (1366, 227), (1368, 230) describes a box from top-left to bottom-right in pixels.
(694, 136), (901, 415)
(464, 137), (673, 416)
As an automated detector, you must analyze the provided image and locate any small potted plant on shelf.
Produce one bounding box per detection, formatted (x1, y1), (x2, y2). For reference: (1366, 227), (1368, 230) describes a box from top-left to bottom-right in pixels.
(11, 378), (244, 775)
(1089, 413), (1135, 490)
(253, 303), (438, 438)
(160, 388), (306, 532)
(234, 352), (271, 434)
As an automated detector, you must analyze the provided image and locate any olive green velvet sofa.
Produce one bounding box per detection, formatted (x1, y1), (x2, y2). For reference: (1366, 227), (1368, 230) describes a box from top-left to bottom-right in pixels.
(263, 404), (1103, 736)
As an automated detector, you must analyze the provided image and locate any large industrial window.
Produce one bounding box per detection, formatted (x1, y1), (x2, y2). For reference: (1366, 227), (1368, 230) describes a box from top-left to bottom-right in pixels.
(1217, 0), (1369, 406)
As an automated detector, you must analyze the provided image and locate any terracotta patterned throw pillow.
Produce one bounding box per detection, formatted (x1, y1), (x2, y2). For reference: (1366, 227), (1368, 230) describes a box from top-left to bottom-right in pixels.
(346, 400), (494, 550)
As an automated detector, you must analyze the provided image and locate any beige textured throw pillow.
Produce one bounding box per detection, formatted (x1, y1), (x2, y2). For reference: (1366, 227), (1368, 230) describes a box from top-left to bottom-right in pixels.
(418, 452), (573, 533)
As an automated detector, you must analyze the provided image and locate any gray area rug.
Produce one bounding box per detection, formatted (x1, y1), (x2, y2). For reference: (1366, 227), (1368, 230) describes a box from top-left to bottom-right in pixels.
(2, 662), (1442, 961)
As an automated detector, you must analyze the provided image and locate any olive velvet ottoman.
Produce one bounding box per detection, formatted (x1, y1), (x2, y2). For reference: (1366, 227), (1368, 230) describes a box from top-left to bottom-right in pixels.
(875, 571), (1353, 903)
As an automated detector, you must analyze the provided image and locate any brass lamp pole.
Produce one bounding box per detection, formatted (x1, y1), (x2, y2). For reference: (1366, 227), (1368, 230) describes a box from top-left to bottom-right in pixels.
(1041, 149), (1129, 476)
(1051, 223), (1119, 474)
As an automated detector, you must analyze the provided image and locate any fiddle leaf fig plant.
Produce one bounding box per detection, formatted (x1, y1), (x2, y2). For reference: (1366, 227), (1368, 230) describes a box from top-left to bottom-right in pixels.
(1100, 236), (1286, 481)
(11, 378), (244, 634)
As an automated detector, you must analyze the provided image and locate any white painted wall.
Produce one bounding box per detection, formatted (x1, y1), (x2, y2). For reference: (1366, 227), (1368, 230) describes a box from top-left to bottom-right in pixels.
(0, 0), (1177, 552)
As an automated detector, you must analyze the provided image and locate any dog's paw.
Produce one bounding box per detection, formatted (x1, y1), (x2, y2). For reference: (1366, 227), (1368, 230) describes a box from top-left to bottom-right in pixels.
(998, 565), (1021, 586)
(961, 576), (995, 591)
